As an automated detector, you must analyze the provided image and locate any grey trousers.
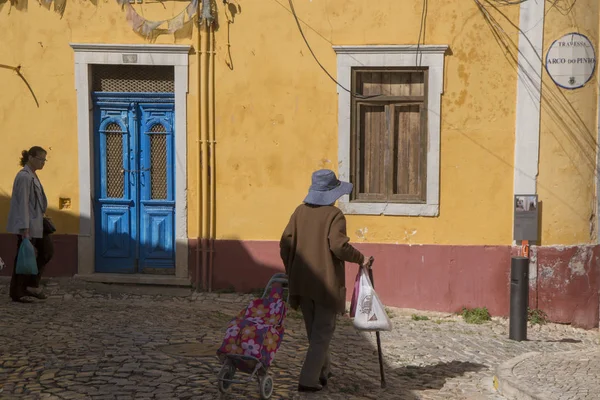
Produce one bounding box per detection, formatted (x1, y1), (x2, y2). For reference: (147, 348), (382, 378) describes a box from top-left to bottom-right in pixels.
(299, 297), (337, 387)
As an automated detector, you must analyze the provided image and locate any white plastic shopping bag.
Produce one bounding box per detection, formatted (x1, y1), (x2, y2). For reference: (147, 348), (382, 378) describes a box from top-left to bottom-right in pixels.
(352, 268), (393, 331)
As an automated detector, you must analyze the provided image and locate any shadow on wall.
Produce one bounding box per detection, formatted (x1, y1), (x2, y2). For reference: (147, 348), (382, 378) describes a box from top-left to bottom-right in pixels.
(187, 237), (284, 293)
(205, 236), (600, 329)
(207, 237), (516, 316)
(0, 193), (79, 278)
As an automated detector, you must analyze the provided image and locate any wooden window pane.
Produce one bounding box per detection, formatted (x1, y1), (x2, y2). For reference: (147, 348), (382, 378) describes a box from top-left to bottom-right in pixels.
(409, 72), (425, 96)
(357, 104), (386, 197)
(393, 104), (425, 200)
(360, 72), (383, 96)
(389, 72), (424, 96)
(390, 72), (411, 96)
(357, 70), (425, 97)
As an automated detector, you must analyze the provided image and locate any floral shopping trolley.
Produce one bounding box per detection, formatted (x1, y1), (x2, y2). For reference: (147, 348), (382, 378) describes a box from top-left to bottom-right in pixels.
(216, 273), (289, 399)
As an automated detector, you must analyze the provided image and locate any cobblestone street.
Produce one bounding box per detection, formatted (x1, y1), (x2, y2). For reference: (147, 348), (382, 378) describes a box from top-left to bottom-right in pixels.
(0, 281), (598, 400)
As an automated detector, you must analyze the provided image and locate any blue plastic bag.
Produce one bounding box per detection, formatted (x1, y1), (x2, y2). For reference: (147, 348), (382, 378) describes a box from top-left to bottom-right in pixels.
(16, 238), (38, 275)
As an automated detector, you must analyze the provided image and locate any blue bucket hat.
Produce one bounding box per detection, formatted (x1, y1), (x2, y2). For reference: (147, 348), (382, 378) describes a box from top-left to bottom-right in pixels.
(303, 169), (353, 206)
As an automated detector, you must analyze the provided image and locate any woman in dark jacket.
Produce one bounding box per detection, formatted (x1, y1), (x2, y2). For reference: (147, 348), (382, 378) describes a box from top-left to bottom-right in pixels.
(280, 169), (369, 392)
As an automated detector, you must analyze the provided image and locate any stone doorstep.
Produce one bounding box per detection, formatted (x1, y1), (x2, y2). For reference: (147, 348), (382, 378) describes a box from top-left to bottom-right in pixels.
(74, 273), (191, 287)
(0, 275), (190, 287)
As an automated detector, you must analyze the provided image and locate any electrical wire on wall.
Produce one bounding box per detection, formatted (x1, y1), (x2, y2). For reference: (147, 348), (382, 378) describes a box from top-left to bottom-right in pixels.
(287, 0), (432, 98)
(415, 0), (428, 66)
(287, 0), (379, 100)
(473, 0), (597, 172)
(488, 0), (529, 4)
(287, 0), (568, 101)
(486, 0), (577, 15)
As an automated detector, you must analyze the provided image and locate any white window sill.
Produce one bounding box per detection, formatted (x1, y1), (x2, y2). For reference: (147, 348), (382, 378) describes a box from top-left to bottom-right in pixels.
(338, 200), (439, 216)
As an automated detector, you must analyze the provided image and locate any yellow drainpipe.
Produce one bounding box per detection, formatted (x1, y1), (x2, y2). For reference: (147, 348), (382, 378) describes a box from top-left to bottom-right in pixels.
(194, 8), (202, 291)
(196, 9), (210, 292)
(208, 22), (216, 292)
(201, 22), (210, 292)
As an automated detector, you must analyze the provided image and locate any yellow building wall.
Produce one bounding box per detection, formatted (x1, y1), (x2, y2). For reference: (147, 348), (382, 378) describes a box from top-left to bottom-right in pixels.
(1, 1), (596, 247)
(0, 4), (78, 234)
(213, 1), (519, 245)
(538, 0), (599, 245)
(0, 0), (200, 235)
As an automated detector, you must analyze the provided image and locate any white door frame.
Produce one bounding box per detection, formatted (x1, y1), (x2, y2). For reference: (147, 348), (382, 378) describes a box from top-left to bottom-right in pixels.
(70, 43), (190, 279)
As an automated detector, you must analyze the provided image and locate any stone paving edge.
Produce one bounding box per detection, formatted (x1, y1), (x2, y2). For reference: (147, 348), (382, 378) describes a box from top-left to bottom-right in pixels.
(495, 351), (555, 400)
(495, 352), (539, 400)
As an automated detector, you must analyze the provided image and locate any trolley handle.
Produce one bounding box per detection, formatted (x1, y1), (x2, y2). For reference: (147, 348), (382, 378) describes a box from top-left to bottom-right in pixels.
(261, 273), (290, 302)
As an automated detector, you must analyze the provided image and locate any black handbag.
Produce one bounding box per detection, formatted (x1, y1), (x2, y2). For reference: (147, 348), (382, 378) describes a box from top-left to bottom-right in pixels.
(31, 177), (56, 235)
(43, 217), (56, 234)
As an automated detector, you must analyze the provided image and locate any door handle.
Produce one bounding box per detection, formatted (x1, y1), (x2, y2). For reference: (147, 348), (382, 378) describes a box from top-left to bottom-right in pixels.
(121, 168), (150, 173)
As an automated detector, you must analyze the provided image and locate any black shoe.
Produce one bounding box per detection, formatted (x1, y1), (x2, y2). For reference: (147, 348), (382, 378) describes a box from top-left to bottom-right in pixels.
(12, 297), (34, 303)
(298, 384), (323, 392)
(27, 291), (47, 300)
(319, 372), (334, 387)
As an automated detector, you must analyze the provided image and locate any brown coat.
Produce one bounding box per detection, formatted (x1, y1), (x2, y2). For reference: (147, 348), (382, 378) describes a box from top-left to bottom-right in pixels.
(280, 204), (364, 313)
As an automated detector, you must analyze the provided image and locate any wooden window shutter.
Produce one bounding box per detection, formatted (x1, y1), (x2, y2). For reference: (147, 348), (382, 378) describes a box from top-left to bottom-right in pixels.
(389, 103), (427, 202)
(354, 103), (387, 201)
(350, 68), (428, 204)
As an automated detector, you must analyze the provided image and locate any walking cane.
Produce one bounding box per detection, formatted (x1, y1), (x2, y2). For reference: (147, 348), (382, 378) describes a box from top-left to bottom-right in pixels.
(366, 256), (386, 388)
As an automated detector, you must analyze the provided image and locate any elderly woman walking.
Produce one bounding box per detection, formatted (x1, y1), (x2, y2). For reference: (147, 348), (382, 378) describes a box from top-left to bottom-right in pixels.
(7, 146), (54, 303)
(280, 169), (370, 393)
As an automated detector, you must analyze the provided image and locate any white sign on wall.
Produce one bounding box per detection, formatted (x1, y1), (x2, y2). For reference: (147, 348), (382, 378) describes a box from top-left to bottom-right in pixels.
(545, 32), (596, 90)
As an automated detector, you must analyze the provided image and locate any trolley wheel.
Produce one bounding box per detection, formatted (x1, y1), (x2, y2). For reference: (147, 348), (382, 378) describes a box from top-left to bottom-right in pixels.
(258, 374), (274, 399)
(218, 362), (236, 393)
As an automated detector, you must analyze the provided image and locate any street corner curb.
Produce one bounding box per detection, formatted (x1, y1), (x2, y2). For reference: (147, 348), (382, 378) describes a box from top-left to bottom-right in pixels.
(494, 352), (544, 400)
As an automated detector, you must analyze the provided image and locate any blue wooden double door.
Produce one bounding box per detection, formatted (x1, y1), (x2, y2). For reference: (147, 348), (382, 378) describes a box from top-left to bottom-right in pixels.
(93, 93), (175, 274)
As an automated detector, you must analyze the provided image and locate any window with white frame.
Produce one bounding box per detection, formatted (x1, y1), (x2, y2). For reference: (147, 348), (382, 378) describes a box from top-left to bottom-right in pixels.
(333, 45), (448, 216)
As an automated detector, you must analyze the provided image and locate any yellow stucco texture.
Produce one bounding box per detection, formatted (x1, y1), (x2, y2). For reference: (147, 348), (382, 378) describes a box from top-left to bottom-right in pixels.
(537, 0), (599, 245)
(213, 1), (519, 245)
(0, 0), (200, 235)
(2, 1), (595, 247)
(0, 4), (81, 234)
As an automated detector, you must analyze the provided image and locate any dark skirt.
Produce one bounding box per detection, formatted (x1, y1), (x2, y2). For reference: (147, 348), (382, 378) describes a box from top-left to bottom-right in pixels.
(9, 233), (54, 300)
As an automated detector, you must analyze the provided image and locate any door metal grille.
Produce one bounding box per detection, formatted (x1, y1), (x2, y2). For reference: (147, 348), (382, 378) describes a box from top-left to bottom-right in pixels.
(92, 65), (174, 93)
(149, 124), (168, 200)
(105, 123), (124, 198)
